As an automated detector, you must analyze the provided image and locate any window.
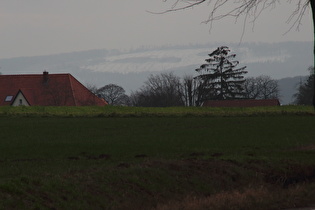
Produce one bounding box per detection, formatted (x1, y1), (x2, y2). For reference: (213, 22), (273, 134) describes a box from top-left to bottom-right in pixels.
(5, 96), (13, 102)
(19, 99), (23, 105)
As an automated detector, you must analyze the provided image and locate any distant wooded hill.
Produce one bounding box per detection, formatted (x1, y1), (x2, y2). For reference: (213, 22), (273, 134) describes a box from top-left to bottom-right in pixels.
(278, 76), (307, 105)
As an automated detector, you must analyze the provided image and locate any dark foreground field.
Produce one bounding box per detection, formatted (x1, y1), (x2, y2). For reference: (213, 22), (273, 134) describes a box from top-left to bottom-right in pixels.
(0, 106), (315, 209)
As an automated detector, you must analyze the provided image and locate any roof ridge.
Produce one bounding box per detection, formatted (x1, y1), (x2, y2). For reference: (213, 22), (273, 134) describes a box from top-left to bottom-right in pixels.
(67, 73), (106, 105)
(0, 73), (70, 77)
(67, 74), (77, 106)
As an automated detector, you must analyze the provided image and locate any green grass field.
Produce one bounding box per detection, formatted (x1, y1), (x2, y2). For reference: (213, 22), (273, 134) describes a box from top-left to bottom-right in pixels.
(0, 106), (315, 209)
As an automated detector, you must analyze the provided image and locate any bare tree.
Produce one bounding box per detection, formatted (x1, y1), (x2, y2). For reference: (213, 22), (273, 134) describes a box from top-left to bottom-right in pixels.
(42, 82), (73, 106)
(243, 77), (260, 99)
(159, 1), (311, 33)
(244, 75), (279, 100)
(85, 83), (98, 95)
(182, 75), (195, 106)
(159, 0), (315, 107)
(131, 72), (184, 107)
(97, 84), (130, 106)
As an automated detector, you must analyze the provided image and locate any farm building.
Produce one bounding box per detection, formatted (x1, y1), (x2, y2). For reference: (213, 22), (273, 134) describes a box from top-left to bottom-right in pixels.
(0, 72), (107, 106)
(202, 99), (280, 107)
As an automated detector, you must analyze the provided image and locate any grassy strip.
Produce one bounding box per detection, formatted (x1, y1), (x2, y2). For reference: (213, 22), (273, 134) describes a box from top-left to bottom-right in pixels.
(1, 116), (314, 162)
(1, 159), (315, 210)
(0, 114), (315, 209)
(154, 183), (315, 210)
(0, 105), (314, 117)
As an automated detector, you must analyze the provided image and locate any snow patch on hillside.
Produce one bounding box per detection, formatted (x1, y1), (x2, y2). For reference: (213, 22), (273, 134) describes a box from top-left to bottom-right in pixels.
(82, 46), (292, 74)
(82, 49), (207, 74)
(238, 47), (290, 63)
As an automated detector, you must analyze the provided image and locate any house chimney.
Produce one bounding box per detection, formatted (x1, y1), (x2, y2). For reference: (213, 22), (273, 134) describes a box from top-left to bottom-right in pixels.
(43, 71), (49, 83)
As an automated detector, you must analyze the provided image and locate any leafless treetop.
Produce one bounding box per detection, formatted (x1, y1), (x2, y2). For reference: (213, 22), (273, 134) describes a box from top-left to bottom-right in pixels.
(157, 0), (310, 35)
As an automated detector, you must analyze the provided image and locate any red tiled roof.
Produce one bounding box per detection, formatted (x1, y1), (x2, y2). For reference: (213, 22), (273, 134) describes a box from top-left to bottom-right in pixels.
(0, 72), (107, 106)
(202, 99), (280, 107)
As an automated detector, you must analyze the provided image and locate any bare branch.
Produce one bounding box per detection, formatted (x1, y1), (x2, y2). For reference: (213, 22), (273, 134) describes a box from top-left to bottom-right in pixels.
(285, 0), (310, 33)
(159, 0), (311, 35)
(148, 0), (206, 14)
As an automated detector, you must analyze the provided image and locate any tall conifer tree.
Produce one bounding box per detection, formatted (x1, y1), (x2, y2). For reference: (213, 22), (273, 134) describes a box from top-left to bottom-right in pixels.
(194, 46), (247, 105)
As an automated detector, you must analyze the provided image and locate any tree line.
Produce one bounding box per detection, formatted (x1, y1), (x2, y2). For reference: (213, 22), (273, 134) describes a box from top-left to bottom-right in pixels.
(91, 72), (281, 107)
(94, 71), (314, 107)
(90, 46), (306, 107)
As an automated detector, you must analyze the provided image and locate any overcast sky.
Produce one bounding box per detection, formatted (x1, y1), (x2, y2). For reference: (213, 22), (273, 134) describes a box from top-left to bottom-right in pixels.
(0, 1), (313, 59)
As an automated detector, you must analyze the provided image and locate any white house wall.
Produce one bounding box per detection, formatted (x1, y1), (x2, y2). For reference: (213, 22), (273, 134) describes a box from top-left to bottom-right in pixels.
(12, 92), (30, 106)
